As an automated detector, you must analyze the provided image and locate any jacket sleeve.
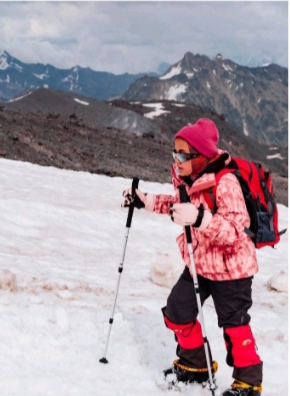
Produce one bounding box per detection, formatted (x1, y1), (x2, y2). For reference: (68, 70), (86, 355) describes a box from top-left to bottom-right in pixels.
(153, 192), (179, 214)
(199, 173), (250, 247)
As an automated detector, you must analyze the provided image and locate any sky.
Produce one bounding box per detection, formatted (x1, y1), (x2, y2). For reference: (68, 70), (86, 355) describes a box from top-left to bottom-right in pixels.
(0, 157), (288, 396)
(0, 1), (288, 74)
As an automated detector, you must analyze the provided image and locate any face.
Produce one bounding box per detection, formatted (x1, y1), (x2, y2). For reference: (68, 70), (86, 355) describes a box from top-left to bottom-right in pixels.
(174, 138), (209, 177)
(174, 138), (195, 176)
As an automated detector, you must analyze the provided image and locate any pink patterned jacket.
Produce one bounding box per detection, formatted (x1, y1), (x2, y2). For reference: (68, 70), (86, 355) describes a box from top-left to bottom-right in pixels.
(153, 151), (258, 281)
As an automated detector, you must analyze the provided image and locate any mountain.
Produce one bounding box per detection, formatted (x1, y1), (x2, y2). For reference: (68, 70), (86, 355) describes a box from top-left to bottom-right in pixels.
(121, 52), (288, 146)
(0, 88), (288, 205)
(0, 50), (157, 102)
(231, 54), (287, 68)
(2, 87), (163, 139)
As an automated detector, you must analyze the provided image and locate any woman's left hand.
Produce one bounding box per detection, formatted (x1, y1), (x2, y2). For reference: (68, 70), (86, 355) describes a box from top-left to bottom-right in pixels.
(170, 203), (213, 230)
(170, 203), (198, 226)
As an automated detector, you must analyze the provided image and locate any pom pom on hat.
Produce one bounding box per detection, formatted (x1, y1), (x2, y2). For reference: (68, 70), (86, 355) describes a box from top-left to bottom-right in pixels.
(174, 118), (219, 159)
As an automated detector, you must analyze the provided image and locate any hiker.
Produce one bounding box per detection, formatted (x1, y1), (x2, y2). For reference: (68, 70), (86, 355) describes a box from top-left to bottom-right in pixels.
(122, 118), (263, 396)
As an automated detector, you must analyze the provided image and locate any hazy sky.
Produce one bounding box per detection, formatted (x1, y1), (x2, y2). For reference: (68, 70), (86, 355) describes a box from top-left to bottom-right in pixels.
(0, 1), (288, 74)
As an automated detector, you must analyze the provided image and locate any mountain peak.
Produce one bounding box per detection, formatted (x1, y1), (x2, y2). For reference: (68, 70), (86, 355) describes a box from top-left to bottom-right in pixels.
(183, 51), (195, 60)
(0, 50), (11, 70)
(0, 50), (10, 58)
(214, 53), (224, 61)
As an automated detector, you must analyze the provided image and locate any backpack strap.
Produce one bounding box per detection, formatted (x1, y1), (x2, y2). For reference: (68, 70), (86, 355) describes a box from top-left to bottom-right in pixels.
(203, 168), (256, 240)
(204, 169), (235, 214)
(255, 163), (275, 231)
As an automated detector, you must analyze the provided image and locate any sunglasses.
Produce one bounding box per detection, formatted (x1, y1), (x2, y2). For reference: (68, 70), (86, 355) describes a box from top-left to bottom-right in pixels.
(172, 149), (200, 163)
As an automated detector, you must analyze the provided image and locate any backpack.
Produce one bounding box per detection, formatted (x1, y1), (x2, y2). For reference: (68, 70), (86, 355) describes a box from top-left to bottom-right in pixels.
(203, 157), (287, 249)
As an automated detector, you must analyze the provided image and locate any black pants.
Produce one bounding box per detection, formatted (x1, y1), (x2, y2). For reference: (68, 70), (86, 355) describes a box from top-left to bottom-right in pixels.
(162, 266), (263, 386)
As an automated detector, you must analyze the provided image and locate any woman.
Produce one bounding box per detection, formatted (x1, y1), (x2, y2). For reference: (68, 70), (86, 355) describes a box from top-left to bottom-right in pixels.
(122, 118), (263, 396)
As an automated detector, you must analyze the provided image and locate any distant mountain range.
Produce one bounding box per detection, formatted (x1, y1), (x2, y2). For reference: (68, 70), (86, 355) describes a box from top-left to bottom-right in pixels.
(0, 50), (288, 147)
(121, 52), (288, 146)
(0, 50), (158, 102)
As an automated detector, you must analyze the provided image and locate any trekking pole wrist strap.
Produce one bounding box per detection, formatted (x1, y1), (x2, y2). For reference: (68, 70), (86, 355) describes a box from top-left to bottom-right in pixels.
(192, 204), (204, 228)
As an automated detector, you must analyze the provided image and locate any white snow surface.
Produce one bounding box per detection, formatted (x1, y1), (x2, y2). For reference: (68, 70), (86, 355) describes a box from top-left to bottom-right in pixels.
(0, 158), (288, 396)
(143, 103), (170, 118)
(242, 120), (249, 136)
(0, 57), (9, 70)
(165, 84), (187, 101)
(74, 98), (89, 106)
(159, 64), (181, 80)
(9, 92), (32, 102)
(33, 73), (48, 80)
(266, 153), (285, 160)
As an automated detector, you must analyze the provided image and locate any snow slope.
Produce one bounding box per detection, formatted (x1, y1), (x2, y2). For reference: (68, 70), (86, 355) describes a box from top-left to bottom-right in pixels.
(0, 159), (287, 396)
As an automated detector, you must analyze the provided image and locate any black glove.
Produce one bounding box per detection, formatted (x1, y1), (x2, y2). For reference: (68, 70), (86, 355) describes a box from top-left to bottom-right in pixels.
(122, 188), (145, 209)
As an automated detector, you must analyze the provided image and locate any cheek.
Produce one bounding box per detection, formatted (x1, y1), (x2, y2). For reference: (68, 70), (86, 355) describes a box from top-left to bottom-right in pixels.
(181, 161), (192, 175)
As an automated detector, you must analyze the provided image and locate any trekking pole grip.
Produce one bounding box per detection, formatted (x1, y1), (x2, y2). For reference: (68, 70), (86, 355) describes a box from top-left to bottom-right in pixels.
(177, 185), (192, 244)
(126, 177), (140, 228)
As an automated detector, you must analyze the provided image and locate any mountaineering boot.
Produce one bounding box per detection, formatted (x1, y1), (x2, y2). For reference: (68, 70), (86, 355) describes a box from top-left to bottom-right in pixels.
(221, 380), (262, 396)
(163, 359), (218, 387)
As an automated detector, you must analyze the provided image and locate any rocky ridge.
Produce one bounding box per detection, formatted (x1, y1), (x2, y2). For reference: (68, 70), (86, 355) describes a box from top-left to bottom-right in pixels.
(121, 52), (288, 146)
(0, 91), (288, 205)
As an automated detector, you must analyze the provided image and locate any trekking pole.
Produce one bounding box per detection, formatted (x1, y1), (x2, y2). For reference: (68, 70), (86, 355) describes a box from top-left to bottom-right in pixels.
(177, 185), (218, 396)
(100, 177), (140, 364)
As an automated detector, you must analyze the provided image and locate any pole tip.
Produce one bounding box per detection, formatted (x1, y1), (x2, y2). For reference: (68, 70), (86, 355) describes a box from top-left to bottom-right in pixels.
(99, 357), (109, 364)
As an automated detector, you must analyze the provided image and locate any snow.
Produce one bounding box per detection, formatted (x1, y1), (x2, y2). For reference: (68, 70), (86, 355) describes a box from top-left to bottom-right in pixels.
(9, 91), (32, 102)
(74, 98), (89, 106)
(159, 63), (181, 80)
(165, 84), (187, 101)
(0, 158), (287, 396)
(0, 56), (9, 70)
(266, 153), (285, 160)
(14, 63), (23, 72)
(0, 75), (10, 83)
(222, 63), (233, 72)
(33, 73), (48, 80)
(143, 103), (170, 118)
(242, 120), (249, 136)
(61, 75), (72, 82)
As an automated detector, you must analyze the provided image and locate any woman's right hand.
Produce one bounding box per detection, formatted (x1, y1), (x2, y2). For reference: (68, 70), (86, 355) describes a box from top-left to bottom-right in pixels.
(121, 188), (156, 211)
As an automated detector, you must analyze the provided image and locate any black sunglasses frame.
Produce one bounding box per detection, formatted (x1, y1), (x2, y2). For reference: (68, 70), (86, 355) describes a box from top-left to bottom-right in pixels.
(172, 150), (200, 163)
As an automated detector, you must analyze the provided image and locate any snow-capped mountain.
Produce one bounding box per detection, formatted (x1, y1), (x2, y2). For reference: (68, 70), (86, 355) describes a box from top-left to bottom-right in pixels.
(0, 50), (155, 103)
(121, 52), (288, 146)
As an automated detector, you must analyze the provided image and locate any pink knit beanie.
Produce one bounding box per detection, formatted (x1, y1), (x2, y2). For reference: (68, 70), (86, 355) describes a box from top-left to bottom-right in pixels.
(174, 118), (219, 159)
